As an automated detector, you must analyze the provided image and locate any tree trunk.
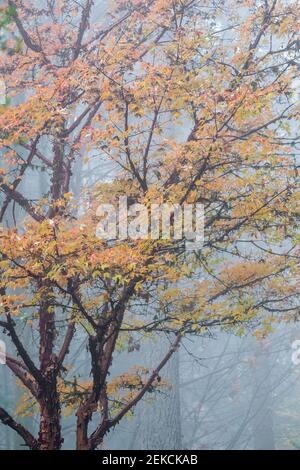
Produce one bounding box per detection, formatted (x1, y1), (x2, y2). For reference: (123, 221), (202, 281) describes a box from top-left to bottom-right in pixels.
(38, 379), (62, 450)
(133, 337), (182, 450)
(252, 341), (275, 450)
(38, 293), (62, 450)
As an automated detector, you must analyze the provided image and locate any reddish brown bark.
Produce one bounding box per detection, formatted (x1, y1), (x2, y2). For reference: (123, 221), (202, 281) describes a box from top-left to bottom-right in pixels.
(38, 374), (62, 450)
(38, 292), (62, 450)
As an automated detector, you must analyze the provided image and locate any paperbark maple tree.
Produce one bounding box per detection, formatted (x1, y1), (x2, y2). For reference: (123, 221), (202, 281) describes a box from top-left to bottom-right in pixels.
(0, 0), (299, 450)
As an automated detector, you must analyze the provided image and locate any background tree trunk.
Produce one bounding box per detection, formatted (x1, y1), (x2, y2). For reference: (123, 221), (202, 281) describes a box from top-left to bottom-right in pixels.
(252, 341), (275, 450)
(132, 337), (182, 450)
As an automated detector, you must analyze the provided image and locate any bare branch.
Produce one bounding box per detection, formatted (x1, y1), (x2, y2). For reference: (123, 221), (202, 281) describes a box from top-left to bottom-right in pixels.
(0, 407), (39, 449)
(8, 1), (42, 53)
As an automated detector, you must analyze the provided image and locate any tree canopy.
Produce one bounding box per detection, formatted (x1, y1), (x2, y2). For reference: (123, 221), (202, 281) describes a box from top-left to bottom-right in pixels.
(0, 0), (299, 450)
